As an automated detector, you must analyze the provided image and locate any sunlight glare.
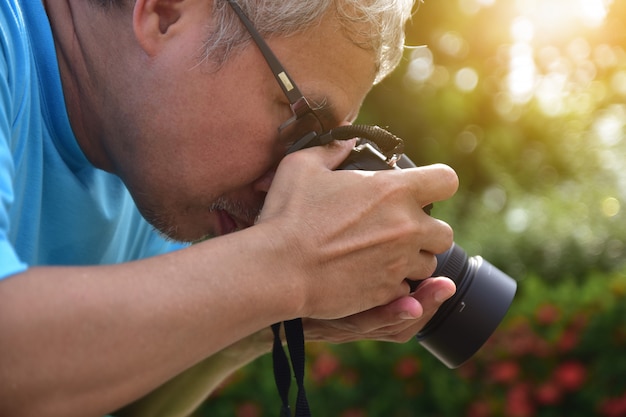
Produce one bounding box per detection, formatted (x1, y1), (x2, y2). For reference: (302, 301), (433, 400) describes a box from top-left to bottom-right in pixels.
(535, 73), (566, 117)
(580, 0), (612, 28)
(507, 43), (536, 103)
(516, 0), (613, 36)
(458, 0), (495, 16)
(505, 0), (614, 113)
(593, 44), (618, 69)
(510, 17), (534, 43)
(593, 105), (626, 147)
(610, 71), (626, 97)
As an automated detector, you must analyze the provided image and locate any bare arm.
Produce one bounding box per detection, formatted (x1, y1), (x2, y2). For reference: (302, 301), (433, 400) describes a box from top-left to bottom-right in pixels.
(0, 142), (457, 417)
(0, 231), (297, 417)
(113, 329), (275, 417)
(112, 277), (456, 417)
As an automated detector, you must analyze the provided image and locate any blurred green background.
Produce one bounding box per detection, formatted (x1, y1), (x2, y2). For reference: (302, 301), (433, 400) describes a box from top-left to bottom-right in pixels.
(199, 0), (626, 415)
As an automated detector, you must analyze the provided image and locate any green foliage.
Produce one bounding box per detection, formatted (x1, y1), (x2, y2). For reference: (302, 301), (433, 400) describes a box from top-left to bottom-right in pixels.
(357, 0), (626, 281)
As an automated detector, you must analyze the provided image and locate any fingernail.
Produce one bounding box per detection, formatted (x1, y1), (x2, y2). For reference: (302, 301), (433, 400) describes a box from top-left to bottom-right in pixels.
(399, 311), (417, 320)
(435, 288), (455, 303)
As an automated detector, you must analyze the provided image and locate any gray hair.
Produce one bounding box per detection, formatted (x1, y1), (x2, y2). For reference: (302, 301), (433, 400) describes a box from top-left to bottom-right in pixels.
(95, 0), (415, 83)
(207, 0), (414, 84)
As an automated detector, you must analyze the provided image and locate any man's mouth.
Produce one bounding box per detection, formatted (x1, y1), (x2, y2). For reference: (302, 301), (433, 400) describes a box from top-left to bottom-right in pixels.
(213, 207), (259, 236)
(208, 196), (261, 236)
(215, 209), (239, 236)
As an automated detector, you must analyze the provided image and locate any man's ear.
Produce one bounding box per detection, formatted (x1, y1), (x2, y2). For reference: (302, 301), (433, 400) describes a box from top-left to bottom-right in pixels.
(132, 0), (185, 56)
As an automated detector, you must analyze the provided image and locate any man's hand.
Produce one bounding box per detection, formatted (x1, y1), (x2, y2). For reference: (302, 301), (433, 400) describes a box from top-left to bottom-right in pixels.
(303, 276), (456, 344)
(256, 139), (459, 321)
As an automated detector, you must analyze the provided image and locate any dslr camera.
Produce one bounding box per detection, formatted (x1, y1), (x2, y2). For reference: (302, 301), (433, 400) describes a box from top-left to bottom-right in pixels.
(287, 125), (517, 368)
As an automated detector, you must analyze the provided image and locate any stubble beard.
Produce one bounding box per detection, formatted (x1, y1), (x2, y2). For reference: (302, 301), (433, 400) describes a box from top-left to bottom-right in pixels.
(141, 196), (263, 244)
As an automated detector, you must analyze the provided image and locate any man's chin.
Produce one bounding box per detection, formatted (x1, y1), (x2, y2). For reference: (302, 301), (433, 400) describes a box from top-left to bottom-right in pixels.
(153, 210), (242, 243)
(142, 202), (256, 243)
(147, 216), (218, 244)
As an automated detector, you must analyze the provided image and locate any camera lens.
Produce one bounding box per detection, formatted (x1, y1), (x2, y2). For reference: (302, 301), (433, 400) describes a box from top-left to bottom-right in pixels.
(415, 243), (517, 368)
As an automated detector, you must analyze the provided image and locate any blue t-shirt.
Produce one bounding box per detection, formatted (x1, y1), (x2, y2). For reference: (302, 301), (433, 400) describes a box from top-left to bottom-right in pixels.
(0, 0), (186, 280)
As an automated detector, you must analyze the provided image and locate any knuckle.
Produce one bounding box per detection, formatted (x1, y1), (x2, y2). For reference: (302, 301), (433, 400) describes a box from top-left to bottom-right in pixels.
(283, 149), (312, 169)
(389, 331), (414, 344)
(407, 252), (438, 280)
(369, 171), (400, 197)
(429, 220), (455, 255)
(386, 252), (411, 279)
(440, 222), (455, 245)
(424, 252), (438, 277)
(433, 163), (460, 191)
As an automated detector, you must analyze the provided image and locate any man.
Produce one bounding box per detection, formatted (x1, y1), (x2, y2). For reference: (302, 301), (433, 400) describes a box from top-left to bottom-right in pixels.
(0, 0), (459, 416)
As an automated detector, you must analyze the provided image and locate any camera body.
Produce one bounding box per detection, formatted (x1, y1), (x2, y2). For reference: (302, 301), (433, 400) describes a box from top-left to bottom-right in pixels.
(289, 130), (517, 368)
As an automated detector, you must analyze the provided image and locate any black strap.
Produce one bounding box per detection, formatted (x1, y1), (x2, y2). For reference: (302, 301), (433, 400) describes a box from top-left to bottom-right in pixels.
(271, 322), (292, 417)
(271, 319), (311, 417)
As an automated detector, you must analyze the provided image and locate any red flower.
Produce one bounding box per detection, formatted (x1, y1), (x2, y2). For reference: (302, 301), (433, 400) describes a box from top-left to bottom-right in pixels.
(466, 399), (492, 417)
(311, 352), (340, 383)
(505, 383), (535, 417)
(534, 380), (563, 405)
(339, 369), (359, 387)
(236, 402), (261, 417)
(553, 361), (587, 391)
(570, 312), (589, 331)
(341, 408), (367, 417)
(535, 303), (561, 326)
(488, 360), (520, 384)
(394, 357), (421, 379)
(456, 360), (478, 380)
(502, 319), (544, 357)
(557, 328), (580, 353)
(599, 393), (626, 417)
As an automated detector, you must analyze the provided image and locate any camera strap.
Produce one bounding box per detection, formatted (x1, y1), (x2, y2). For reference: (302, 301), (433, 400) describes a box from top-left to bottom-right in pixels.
(270, 124), (403, 417)
(286, 125), (404, 161)
(271, 319), (311, 417)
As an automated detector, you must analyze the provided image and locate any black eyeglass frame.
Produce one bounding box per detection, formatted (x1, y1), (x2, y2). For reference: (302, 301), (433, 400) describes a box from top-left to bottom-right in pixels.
(225, 0), (325, 136)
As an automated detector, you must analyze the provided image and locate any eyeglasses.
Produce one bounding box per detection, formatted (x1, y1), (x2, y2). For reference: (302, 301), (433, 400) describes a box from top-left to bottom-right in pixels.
(226, 0), (326, 146)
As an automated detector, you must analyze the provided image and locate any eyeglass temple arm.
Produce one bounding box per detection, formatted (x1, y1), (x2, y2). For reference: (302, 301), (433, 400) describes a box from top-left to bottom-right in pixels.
(226, 0), (305, 106)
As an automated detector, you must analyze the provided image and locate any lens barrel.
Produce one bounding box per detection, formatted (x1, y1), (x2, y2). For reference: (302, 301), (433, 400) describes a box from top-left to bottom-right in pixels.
(415, 244), (517, 368)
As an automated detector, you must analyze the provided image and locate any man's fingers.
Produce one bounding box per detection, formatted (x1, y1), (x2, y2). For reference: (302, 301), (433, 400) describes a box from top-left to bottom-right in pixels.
(282, 138), (357, 171)
(403, 163), (459, 206)
(412, 277), (457, 314)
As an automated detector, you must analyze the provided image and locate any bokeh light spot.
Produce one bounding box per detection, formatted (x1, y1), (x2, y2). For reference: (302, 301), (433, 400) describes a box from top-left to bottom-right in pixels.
(601, 197), (620, 217)
(455, 67), (479, 92)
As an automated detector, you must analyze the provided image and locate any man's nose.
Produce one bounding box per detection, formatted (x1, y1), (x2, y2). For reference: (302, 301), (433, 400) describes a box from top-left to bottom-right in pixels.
(253, 168), (276, 193)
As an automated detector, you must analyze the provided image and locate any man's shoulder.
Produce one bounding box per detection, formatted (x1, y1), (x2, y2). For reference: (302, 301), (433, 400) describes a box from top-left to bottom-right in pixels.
(0, 0), (30, 77)
(0, 0), (33, 63)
